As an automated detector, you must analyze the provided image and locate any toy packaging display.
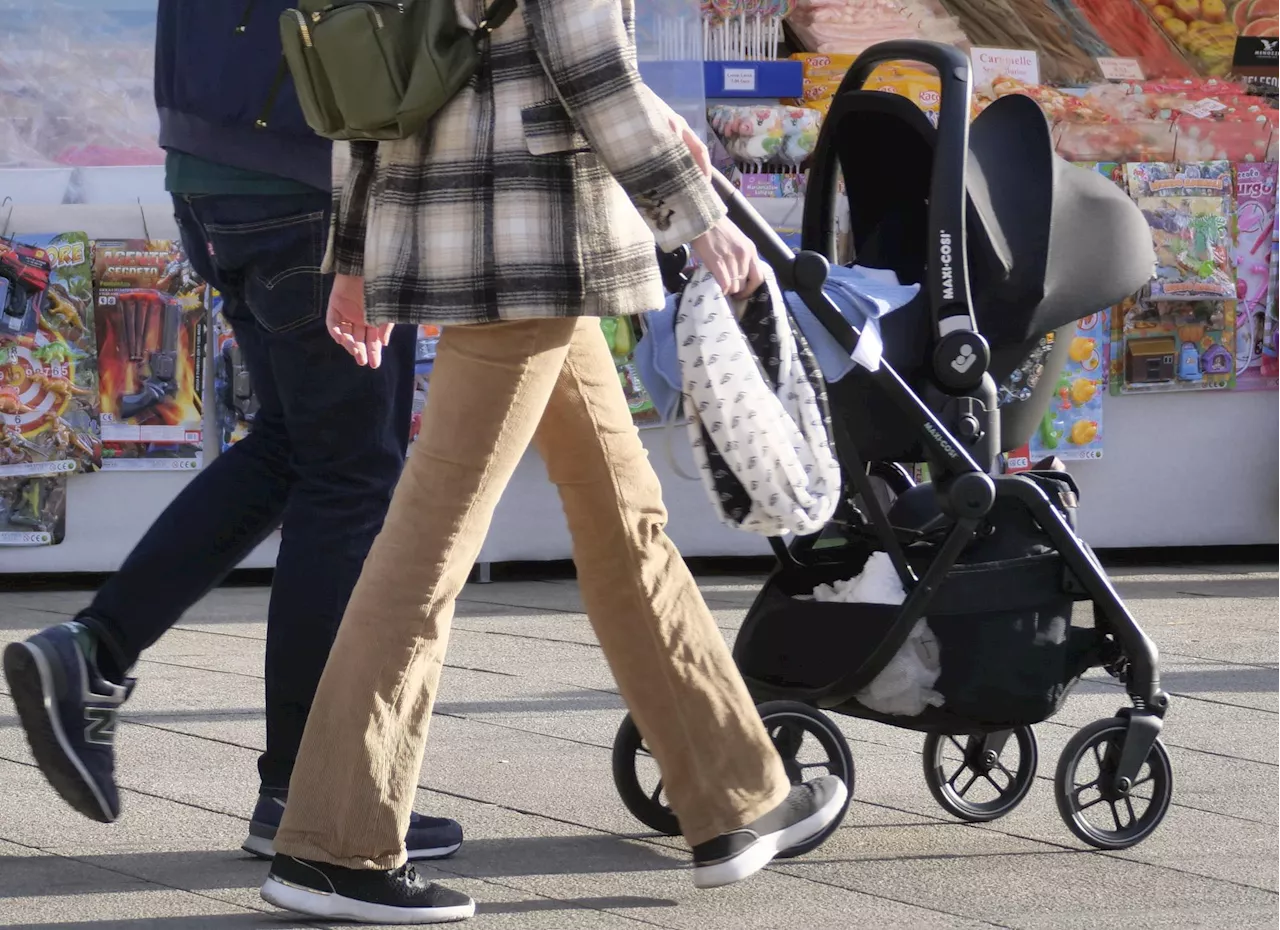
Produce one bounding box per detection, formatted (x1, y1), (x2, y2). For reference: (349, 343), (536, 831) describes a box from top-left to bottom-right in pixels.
(1037, 312), (1109, 460)
(1231, 162), (1279, 388)
(1109, 296), (1238, 393)
(0, 474), (67, 546)
(601, 317), (661, 428)
(407, 325), (439, 446)
(1126, 161), (1237, 300)
(93, 240), (205, 471)
(0, 231), (101, 478)
(211, 292), (257, 452)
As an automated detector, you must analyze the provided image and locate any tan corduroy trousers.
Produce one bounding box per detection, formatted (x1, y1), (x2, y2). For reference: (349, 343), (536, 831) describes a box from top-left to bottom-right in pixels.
(274, 317), (790, 869)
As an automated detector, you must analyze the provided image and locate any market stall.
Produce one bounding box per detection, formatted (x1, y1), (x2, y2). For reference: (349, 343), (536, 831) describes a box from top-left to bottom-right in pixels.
(0, 0), (1276, 574)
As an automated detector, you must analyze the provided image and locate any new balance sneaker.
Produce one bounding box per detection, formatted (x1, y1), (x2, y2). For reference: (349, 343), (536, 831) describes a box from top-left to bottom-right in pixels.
(261, 853), (475, 924)
(2, 622), (133, 823)
(691, 775), (848, 889)
(244, 792), (463, 862)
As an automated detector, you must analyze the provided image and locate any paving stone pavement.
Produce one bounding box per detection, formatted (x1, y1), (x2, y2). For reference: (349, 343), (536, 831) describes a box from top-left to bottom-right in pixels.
(0, 565), (1275, 929)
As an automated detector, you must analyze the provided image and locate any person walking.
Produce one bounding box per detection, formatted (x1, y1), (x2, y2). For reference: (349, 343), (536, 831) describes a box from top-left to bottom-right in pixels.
(1, 1), (461, 863)
(257, 0), (846, 923)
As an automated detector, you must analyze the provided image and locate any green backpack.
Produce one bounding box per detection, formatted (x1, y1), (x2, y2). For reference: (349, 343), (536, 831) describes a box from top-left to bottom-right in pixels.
(277, 0), (518, 141)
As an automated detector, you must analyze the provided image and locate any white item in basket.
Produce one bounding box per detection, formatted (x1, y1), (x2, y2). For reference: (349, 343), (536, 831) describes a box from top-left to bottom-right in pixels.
(812, 552), (945, 717)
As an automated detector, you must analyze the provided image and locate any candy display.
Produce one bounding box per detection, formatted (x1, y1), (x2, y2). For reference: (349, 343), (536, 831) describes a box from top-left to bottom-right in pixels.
(701, 0), (797, 59)
(936, 0), (1091, 84)
(709, 104), (821, 165)
(0, 231), (100, 478)
(784, 0), (966, 57)
(93, 240), (205, 470)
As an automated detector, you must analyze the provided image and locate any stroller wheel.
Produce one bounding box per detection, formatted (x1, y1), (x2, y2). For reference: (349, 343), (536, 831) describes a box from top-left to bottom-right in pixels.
(611, 714), (681, 836)
(610, 701), (855, 854)
(756, 701), (854, 858)
(1054, 717), (1173, 850)
(922, 727), (1038, 822)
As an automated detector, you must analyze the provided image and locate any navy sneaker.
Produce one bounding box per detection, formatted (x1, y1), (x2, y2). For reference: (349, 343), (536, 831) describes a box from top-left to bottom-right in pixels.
(244, 792), (463, 862)
(2, 622), (133, 823)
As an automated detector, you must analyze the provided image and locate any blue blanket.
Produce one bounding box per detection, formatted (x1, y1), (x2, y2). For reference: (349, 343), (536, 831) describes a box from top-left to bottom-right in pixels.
(635, 265), (920, 424)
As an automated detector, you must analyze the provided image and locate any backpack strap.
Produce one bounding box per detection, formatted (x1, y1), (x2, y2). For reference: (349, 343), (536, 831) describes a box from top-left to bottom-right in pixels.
(234, 0), (258, 34)
(254, 56), (291, 130)
(474, 0), (519, 41)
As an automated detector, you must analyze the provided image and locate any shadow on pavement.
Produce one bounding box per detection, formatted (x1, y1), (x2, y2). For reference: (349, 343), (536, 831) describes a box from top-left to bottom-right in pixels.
(0, 835), (682, 899)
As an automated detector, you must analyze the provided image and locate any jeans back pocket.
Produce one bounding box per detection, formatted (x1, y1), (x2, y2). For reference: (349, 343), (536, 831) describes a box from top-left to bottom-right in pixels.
(203, 209), (327, 334)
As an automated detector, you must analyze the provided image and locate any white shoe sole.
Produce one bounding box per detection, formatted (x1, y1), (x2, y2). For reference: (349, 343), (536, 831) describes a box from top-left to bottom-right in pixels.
(261, 875), (475, 924)
(244, 833), (461, 862)
(692, 779), (849, 889)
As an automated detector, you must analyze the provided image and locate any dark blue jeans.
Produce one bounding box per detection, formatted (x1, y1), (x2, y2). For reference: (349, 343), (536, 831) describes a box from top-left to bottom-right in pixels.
(84, 192), (415, 792)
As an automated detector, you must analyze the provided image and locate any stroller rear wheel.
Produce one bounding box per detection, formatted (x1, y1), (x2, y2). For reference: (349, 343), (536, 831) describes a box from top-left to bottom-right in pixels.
(611, 714), (680, 837)
(922, 727), (1038, 822)
(611, 701), (855, 856)
(1054, 717), (1173, 850)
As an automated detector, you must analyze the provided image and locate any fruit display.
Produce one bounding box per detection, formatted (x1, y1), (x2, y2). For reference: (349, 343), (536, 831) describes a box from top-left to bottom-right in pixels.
(1231, 0), (1279, 35)
(1075, 0), (1197, 78)
(1141, 0), (1241, 74)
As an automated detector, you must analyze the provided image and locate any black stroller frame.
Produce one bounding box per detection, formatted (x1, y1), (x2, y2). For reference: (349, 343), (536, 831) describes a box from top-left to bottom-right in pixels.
(614, 40), (1172, 854)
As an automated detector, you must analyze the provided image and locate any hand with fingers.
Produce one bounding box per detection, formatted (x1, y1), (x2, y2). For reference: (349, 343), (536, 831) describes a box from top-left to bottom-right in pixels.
(690, 216), (766, 301)
(327, 274), (394, 369)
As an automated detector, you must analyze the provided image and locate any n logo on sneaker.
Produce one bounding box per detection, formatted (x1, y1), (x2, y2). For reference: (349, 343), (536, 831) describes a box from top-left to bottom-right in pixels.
(84, 707), (117, 745)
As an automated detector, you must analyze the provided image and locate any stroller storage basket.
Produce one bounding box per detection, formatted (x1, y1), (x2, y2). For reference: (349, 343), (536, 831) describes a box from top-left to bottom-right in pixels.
(735, 530), (1100, 734)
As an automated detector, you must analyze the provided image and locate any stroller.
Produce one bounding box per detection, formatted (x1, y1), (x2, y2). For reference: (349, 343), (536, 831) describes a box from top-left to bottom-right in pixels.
(612, 40), (1171, 854)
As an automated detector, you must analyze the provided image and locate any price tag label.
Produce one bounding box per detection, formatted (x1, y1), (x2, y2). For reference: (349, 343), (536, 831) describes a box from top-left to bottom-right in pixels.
(722, 67), (756, 92)
(970, 48), (1039, 88)
(1096, 57), (1145, 81)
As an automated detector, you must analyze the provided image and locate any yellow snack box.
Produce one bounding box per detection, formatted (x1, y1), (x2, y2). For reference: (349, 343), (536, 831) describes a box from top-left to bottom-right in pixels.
(791, 53), (858, 83)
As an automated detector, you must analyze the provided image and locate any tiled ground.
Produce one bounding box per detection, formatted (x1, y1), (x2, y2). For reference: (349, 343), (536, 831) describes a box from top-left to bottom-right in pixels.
(0, 564), (1275, 929)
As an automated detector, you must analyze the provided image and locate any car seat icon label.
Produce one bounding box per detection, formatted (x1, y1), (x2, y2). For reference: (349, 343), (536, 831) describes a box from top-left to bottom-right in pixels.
(951, 344), (977, 374)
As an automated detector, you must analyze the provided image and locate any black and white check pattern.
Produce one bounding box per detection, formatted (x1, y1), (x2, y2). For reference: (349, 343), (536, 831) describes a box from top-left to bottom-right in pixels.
(322, 0), (727, 326)
(676, 267), (841, 537)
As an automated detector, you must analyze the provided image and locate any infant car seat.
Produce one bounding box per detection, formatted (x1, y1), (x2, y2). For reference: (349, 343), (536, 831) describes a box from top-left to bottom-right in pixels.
(803, 77), (1153, 463)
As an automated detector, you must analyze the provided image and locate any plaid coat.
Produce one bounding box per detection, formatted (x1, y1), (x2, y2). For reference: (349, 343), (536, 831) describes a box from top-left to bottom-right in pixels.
(323, 0), (727, 325)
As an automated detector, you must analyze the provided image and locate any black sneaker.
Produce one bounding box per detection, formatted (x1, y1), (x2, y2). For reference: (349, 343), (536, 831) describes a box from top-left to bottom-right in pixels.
(2, 622), (133, 823)
(243, 791), (463, 862)
(261, 853), (475, 924)
(691, 775), (848, 889)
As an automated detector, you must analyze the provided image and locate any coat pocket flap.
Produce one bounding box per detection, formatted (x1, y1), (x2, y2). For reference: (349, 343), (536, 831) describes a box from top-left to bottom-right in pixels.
(520, 100), (591, 155)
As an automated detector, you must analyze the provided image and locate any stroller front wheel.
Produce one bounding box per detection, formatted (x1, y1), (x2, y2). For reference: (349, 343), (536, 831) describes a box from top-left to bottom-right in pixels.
(1054, 717), (1173, 850)
(922, 727), (1038, 822)
(610, 701), (855, 856)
